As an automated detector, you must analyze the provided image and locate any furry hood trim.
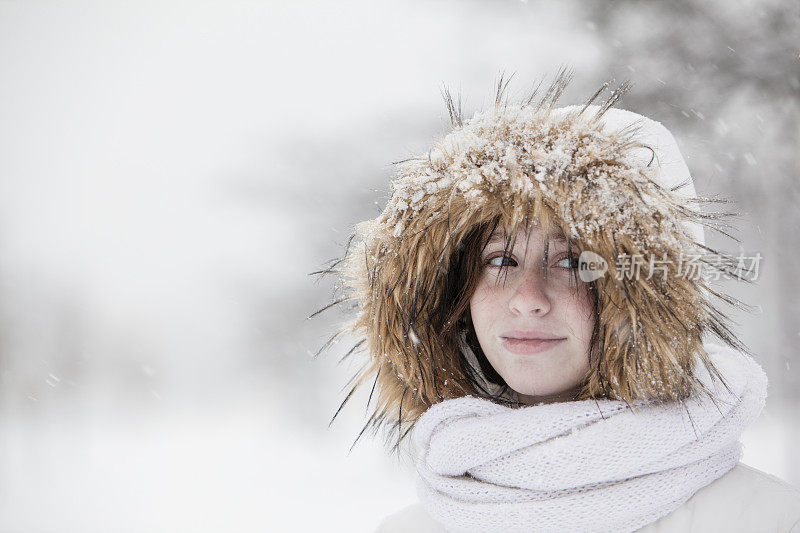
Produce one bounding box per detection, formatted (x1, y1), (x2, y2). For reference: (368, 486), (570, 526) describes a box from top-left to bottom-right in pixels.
(317, 74), (753, 452)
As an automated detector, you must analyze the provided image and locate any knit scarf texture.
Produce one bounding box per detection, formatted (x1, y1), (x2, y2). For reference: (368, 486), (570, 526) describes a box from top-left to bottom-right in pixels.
(413, 343), (768, 533)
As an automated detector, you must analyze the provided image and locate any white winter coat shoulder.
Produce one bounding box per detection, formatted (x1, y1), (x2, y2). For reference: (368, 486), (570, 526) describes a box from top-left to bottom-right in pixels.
(375, 463), (800, 532)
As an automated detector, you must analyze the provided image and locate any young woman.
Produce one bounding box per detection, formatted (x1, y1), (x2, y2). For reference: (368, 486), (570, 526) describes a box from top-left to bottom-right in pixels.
(317, 72), (800, 532)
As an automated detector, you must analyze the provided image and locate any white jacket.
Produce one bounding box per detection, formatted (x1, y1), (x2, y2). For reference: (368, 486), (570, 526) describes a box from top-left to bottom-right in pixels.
(375, 462), (800, 532)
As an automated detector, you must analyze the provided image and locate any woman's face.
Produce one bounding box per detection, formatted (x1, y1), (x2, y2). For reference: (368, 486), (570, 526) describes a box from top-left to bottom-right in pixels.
(469, 223), (595, 404)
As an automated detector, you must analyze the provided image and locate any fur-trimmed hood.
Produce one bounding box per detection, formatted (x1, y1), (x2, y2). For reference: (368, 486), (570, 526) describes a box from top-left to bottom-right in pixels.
(316, 73), (752, 452)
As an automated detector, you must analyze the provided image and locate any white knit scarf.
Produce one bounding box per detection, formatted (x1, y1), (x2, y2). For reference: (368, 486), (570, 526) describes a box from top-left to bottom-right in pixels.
(413, 343), (768, 533)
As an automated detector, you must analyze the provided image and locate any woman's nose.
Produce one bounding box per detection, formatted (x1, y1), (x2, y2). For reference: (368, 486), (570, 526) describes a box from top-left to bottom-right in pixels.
(508, 267), (552, 316)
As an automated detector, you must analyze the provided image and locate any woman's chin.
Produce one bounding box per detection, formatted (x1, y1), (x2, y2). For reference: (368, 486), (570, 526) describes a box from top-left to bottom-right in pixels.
(510, 382), (582, 404)
(509, 383), (561, 399)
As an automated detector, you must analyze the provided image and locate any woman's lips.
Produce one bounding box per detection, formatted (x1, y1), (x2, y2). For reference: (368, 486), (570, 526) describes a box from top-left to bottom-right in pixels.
(500, 337), (566, 355)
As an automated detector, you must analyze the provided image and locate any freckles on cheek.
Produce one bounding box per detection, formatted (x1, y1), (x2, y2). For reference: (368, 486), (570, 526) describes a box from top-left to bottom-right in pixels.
(469, 283), (488, 319)
(471, 280), (497, 310)
(470, 281), (504, 336)
(471, 283), (487, 302)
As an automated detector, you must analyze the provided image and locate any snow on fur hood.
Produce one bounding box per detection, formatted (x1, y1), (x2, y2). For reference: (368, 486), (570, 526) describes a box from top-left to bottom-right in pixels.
(315, 72), (753, 452)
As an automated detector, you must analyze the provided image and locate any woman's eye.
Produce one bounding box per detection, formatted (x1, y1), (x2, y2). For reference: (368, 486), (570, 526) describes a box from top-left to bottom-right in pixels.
(555, 255), (579, 269)
(487, 255), (517, 267)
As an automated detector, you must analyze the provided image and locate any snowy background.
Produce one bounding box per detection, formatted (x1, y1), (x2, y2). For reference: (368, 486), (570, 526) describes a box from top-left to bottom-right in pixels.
(0, 1), (798, 531)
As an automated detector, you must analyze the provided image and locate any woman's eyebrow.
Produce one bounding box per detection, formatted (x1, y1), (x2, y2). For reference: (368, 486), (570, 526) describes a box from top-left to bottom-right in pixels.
(548, 227), (568, 242)
(487, 233), (509, 245)
(486, 231), (567, 245)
